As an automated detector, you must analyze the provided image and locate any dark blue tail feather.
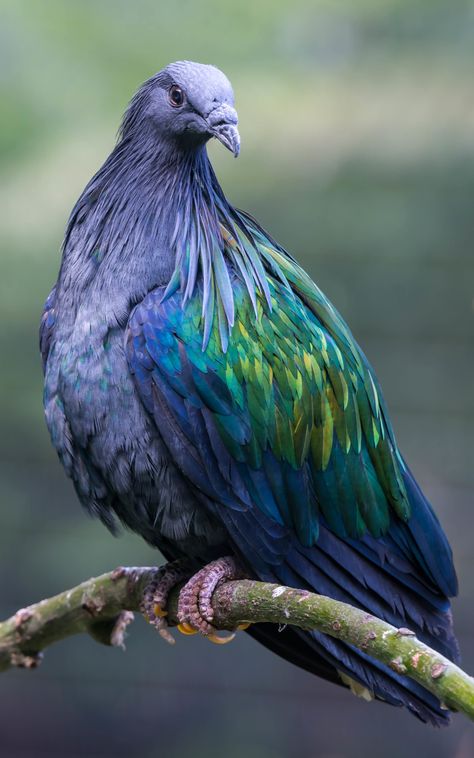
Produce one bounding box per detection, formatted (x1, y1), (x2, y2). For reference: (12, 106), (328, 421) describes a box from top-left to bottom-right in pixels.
(203, 452), (459, 724)
(269, 548), (455, 726)
(398, 464), (458, 598)
(228, 475), (459, 725)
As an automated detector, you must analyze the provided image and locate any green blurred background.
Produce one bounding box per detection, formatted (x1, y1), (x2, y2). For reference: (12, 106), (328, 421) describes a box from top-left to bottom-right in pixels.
(1, 1), (473, 756)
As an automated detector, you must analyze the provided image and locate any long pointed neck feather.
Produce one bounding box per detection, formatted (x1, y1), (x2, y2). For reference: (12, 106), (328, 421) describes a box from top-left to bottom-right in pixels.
(58, 126), (280, 343)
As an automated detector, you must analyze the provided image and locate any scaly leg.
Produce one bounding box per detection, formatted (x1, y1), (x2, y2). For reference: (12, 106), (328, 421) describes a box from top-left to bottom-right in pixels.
(177, 556), (248, 643)
(140, 559), (194, 644)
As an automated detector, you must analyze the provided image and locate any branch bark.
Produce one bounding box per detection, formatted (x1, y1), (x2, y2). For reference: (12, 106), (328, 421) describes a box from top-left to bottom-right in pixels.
(1, 567), (472, 721)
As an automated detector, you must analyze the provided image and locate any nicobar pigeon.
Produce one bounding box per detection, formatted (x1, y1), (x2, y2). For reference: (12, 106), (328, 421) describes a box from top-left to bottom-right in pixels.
(41, 61), (459, 725)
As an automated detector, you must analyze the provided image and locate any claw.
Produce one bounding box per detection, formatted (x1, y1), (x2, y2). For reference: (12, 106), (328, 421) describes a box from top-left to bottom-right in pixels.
(158, 627), (176, 646)
(206, 631), (236, 645)
(177, 622), (198, 636)
(140, 560), (196, 643)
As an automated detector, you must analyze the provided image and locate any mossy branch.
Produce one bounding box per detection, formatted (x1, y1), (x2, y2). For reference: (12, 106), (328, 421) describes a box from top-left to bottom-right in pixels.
(0, 567), (472, 720)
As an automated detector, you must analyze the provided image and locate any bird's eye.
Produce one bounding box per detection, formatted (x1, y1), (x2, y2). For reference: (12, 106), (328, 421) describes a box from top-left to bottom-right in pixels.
(168, 85), (185, 108)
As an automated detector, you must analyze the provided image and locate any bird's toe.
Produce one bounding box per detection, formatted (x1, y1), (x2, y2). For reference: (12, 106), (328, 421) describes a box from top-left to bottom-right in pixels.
(141, 559), (194, 643)
(177, 556), (248, 642)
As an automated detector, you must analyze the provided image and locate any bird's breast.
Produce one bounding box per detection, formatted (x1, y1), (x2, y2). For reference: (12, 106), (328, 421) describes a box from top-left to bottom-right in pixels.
(43, 306), (225, 555)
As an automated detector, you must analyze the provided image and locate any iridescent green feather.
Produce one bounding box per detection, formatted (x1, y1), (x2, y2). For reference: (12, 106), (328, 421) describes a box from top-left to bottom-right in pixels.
(163, 224), (411, 544)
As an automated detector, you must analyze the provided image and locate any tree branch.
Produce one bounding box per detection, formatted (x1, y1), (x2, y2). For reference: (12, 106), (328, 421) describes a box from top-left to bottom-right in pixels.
(1, 567), (472, 720)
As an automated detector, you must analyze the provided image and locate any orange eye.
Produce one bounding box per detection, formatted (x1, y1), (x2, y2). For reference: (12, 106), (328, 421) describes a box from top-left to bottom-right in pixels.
(168, 85), (185, 107)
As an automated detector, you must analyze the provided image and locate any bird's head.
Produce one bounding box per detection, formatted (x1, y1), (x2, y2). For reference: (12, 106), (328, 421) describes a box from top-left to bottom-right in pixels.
(121, 60), (240, 157)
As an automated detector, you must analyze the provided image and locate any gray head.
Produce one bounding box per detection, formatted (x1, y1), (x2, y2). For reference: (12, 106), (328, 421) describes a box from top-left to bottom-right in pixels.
(121, 60), (240, 157)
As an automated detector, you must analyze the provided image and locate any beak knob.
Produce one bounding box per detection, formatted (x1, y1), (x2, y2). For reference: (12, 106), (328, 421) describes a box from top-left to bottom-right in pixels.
(207, 104), (240, 157)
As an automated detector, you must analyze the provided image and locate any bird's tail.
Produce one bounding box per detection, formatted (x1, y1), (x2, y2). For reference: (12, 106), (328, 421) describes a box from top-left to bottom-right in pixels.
(248, 618), (451, 726)
(249, 467), (459, 726)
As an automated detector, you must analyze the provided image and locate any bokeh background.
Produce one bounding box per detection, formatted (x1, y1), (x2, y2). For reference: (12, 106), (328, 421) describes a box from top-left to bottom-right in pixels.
(1, 1), (473, 756)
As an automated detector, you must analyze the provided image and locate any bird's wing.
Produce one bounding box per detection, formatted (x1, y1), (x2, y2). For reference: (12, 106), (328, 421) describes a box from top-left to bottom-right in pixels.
(127, 269), (404, 532)
(125, 223), (456, 600)
(39, 286), (57, 371)
(126, 234), (459, 725)
(127, 208), (457, 612)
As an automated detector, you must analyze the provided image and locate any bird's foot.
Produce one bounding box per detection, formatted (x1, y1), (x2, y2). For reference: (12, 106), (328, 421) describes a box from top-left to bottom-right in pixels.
(141, 557), (248, 645)
(141, 559), (194, 645)
(177, 556), (248, 644)
(141, 556), (249, 645)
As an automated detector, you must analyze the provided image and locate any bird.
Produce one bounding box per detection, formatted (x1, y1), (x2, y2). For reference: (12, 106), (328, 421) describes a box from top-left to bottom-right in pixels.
(40, 60), (459, 726)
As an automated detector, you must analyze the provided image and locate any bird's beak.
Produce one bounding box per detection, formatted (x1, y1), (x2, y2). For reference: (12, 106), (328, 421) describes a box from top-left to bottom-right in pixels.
(213, 122), (240, 157)
(207, 104), (240, 157)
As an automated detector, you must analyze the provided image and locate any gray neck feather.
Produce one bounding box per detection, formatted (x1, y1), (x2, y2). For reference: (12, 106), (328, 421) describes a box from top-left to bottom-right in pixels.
(56, 123), (272, 345)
